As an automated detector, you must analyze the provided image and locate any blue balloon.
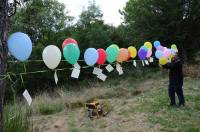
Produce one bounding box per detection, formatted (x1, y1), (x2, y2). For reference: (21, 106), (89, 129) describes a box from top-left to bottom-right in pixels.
(154, 41), (161, 48)
(155, 50), (163, 59)
(8, 32), (32, 61)
(84, 48), (98, 66)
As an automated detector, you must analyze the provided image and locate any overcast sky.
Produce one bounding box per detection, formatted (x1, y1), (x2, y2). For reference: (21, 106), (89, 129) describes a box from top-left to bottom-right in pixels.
(57, 0), (128, 26)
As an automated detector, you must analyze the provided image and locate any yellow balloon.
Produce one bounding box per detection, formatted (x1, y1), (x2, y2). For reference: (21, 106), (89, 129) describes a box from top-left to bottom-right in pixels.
(144, 42), (152, 49)
(169, 54), (174, 59)
(159, 57), (168, 65)
(128, 46), (137, 59)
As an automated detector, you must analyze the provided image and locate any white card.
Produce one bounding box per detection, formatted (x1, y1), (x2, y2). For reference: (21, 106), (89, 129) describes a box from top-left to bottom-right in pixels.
(23, 89), (32, 106)
(118, 68), (124, 75)
(71, 68), (80, 79)
(116, 63), (124, 75)
(142, 60), (145, 67)
(145, 60), (149, 65)
(54, 71), (58, 84)
(97, 73), (107, 81)
(149, 57), (154, 63)
(106, 64), (114, 72)
(93, 67), (103, 75)
(133, 60), (137, 67)
(74, 63), (81, 69)
(116, 63), (121, 71)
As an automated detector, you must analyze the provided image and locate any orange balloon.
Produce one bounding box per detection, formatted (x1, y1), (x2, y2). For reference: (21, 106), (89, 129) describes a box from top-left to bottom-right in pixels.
(126, 49), (131, 61)
(117, 48), (129, 63)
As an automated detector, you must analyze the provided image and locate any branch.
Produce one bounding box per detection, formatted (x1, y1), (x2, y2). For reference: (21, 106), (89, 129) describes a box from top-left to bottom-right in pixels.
(8, 0), (20, 17)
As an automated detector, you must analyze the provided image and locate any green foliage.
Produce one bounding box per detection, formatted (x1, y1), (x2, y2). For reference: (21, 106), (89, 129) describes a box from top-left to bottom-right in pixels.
(37, 102), (63, 115)
(4, 104), (32, 132)
(122, 0), (200, 60)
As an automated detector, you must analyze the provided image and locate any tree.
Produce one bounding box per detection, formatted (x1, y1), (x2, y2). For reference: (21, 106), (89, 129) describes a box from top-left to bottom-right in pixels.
(75, 1), (116, 51)
(10, 0), (73, 44)
(0, 0), (8, 130)
(121, 0), (200, 61)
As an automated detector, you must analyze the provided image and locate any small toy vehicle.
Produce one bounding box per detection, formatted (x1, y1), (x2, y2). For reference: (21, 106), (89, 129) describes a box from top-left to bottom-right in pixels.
(85, 100), (108, 118)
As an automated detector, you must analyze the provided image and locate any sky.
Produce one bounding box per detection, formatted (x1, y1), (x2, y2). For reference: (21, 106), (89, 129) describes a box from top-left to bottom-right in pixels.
(57, 0), (128, 26)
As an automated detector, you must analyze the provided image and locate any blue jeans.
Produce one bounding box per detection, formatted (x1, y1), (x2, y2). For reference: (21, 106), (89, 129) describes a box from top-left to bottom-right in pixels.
(168, 84), (185, 106)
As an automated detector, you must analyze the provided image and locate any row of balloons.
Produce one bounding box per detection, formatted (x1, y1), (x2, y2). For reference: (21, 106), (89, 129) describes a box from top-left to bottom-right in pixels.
(7, 32), (178, 70)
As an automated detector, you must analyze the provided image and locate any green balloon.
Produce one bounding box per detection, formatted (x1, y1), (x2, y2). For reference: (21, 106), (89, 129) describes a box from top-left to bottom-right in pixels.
(110, 44), (119, 50)
(171, 44), (177, 49)
(63, 43), (80, 65)
(106, 46), (119, 63)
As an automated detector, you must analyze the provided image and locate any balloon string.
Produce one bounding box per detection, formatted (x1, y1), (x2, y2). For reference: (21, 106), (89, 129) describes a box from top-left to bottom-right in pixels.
(8, 59), (158, 63)
(2, 58), (157, 77)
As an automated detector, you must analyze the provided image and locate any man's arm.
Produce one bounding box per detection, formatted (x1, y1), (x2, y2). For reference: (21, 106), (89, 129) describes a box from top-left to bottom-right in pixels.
(162, 59), (182, 69)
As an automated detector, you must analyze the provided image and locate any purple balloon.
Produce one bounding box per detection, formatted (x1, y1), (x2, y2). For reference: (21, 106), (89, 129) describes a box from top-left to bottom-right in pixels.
(138, 49), (147, 60)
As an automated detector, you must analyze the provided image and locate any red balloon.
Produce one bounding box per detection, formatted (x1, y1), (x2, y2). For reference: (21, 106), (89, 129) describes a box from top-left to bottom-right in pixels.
(126, 49), (131, 61)
(97, 49), (107, 65)
(62, 38), (78, 49)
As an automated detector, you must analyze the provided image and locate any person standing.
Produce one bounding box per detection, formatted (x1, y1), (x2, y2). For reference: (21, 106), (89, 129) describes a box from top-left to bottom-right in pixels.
(162, 54), (185, 107)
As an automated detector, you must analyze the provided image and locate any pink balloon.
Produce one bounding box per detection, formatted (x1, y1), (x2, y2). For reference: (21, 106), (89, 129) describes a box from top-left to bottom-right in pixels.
(156, 45), (165, 51)
(62, 38), (78, 49)
(164, 49), (171, 58)
(146, 50), (152, 58)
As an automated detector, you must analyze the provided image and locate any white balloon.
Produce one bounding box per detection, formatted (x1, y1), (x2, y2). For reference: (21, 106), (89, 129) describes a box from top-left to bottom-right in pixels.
(42, 45), (61, 69)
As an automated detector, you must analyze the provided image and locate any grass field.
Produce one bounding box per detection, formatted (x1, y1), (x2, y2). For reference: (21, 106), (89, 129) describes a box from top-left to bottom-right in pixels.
(4, 68), (200, 132)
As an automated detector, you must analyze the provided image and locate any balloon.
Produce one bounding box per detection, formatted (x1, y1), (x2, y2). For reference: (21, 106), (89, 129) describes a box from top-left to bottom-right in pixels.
(62, 38), (78, 49)
(128, 46), (137, 58)
(126, 49), (131, 61)
(63, 43), (80, 65)
(171, 48), (178, 55)
(97, 48), (107, 65)
(117, 48), (129, 63)
(163, 49), (171, 58)
(7, 32), (32, 61)
(154, 41), (161, 48)
(138, 48), (147, 60)
(106, 46), (119, 63)
(141, 46), (148, 52)
(159, 57), (168, 65)
(84, 48), (98, 66)
(144, 42), (152, 49)
(171, 44), (177, 49)
(110, 44), (119, 50)
(146, 50), (152, 58)
(156, 45), (165, 51)
(42, 45), (61, 69)
(155, 50), (164, 59)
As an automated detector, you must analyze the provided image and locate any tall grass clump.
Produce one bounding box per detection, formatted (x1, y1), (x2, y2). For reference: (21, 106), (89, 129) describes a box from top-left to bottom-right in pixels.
(32, 94), (65, 115)
(4, 104), (32, 132)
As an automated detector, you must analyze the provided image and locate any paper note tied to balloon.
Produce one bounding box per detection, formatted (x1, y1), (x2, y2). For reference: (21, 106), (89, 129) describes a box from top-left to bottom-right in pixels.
(71, 68), (80, 79)
(106, 64), (114, 72)
(144, 60), (149, 65)
(97, 73), (107, 81)
(54, 71), (58, 84)
(133, 60), (137, 67)
(149, 57), (154, 63)
(116, 63), (124, 75)
(142, 60), (145, 67)
(74, 62), (81, 69)
(93, 67), (103, 75)
(23, 89), (32, 106)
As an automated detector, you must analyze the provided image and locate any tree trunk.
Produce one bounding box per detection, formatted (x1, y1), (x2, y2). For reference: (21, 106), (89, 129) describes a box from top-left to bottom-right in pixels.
(0, 0), (8, 131)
